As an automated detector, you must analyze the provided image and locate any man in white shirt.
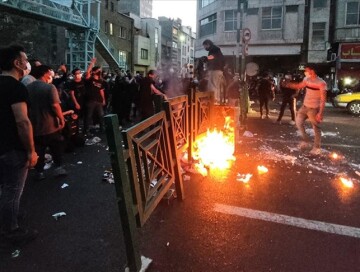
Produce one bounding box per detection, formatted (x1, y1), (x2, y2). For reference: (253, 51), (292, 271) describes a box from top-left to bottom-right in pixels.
(285, 65), (327, 155)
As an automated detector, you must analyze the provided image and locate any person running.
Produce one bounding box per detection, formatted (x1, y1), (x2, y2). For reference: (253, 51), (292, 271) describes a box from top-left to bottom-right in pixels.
(284, 65), (327, 155)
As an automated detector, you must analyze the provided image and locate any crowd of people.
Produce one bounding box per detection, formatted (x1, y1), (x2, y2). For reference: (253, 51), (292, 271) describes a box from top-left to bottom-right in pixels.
(0, 42), (327, 250)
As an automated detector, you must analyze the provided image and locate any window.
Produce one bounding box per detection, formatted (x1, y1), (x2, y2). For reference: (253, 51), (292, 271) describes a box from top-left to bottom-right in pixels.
(261, 7), (282, 30)
(109, 23), (113, 35)
(346, 2), (360, 25)
(155, 28), (159, 48)
(119, 27), (127, 39)
(119, 50), (127, 66)
(172, 28), (178, 35)
(224, 10), (238, 31)
(105, 0), (108, 9)
(313, 0), (327, 8)
(111, 2), (114, 12)
(247, 8), (259, 15)
(172, 41), (178, 48)
(312, 22), (326, 41)
(104, 20), (109, 33)
(199, 13), (217, 37)
(200, 0), (216, 8)
(141, 49), (148, 59)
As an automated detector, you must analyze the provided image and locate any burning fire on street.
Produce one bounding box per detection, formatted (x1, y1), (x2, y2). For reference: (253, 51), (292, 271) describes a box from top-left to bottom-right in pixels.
(192, 116), (236, 177)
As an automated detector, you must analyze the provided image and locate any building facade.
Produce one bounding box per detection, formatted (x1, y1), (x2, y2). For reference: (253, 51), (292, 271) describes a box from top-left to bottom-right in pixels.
(179, 25), (196, 70)
(95, 1), (134, 71)
(118, 0), (153, 18)
(195, 0), (306, 75)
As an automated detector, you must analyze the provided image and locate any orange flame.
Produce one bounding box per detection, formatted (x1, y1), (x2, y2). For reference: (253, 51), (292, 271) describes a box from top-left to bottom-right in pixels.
(340, 177), (354, 188)
(257, 165), (268, 174)
(192, 117), (235, 176)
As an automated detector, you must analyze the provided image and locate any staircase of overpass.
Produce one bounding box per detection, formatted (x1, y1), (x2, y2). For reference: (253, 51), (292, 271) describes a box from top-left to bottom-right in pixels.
(0, 0), (121, 71)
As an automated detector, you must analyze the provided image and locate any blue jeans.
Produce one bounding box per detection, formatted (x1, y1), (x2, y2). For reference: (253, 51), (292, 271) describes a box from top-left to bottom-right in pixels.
(296, 105), (321, 148)
(0, 149), (29, 231)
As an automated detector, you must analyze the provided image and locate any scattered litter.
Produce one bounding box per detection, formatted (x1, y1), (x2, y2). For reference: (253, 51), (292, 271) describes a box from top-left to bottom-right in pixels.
(270, 109), (278, 113)
(243, 131), (254, 137)
(52, 212), (66, 220)
(166, 242), (170, 247)
(150, 179), (158, 188)
(44, 153), (52, 163)
(102, 170), (114, 184)
(356, 171), (360, 177)
(11, 249), (20, 258)
(61, 183), (69, 189)
(183, 175), (191, 181)
(236, 173), (252, 183)
(77, 161), (83, 164)
(85, 136), (102, 146)
(44, 161), (53, 170)
(308, 171), (312, 174)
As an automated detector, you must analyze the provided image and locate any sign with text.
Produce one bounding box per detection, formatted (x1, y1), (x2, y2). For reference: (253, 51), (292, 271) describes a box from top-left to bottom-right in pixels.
(340, 43), (360, 60)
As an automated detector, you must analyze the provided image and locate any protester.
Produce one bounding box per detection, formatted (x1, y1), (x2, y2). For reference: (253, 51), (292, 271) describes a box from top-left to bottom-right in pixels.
(0, 44), (38, 245)
(139, 70), (167, 120)
(27, 65), (67, 180)
(285, 65), (327, 155)
(202, 39), (226, 104)
(84, 58), (106, 134)
(275, 73), (297, 125)
(66, 68), (86, 117)
(257, 73), (275, 119)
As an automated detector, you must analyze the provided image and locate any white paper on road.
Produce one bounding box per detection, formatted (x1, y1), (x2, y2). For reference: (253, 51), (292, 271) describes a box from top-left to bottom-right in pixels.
(214, 203), (360, 239)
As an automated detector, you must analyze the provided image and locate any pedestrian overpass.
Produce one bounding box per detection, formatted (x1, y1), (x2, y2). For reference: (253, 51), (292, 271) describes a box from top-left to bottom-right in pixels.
(0, 0), (121, 70)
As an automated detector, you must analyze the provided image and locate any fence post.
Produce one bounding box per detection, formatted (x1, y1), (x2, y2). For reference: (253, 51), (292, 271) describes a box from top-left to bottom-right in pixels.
(104, 114), (142, 272)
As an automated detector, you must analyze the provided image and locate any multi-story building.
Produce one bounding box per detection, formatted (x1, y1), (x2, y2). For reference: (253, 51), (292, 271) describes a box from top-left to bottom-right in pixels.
(195, 0), (306, 75)
(179, 25), (196, 70)
(159, 17), (182, 72)
(118, 0), (153, 18)
(95, 1), (134, 71)
(127, 13), (162, 74)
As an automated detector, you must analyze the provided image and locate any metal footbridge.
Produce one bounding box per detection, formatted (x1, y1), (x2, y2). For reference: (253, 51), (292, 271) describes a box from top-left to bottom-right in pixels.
(0, 0), (121, 70)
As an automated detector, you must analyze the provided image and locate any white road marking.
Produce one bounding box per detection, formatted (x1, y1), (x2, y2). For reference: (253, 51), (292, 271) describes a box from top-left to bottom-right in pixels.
(214, 203), (360, 239)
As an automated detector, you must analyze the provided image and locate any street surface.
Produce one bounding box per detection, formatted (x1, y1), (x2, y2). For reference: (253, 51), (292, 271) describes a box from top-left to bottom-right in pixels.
(1, 101), (359, 272)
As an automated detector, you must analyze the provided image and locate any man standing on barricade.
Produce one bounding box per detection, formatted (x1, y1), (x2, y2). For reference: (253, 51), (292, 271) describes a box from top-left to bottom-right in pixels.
(202, 39), (226, 104)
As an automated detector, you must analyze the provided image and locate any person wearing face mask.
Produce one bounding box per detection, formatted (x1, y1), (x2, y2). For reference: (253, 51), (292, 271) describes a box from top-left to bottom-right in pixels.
(0, 44), (39, 247)
(21, 58), (41, 86)
(27, 65), (67, 180)
(66, 68), (86, 117)
(84, 58), (106, 134)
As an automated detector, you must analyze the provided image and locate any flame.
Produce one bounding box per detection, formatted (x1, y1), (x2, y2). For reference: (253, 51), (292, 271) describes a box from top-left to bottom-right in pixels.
(340, 177), (354, 188)
(237, 173), (253, 183)
(331, 153), (339, 159)
(257, 165), (268, 174)
(192, 117), (235, 176)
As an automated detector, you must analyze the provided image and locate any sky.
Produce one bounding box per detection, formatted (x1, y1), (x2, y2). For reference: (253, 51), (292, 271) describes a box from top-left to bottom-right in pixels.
(153, 0), (197, 31)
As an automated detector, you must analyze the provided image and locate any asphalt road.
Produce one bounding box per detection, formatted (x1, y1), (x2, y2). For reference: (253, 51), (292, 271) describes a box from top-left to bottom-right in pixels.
(1, 101), (359, 272)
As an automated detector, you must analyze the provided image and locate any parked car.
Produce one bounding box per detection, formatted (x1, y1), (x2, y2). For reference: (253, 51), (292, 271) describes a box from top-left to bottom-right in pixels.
(333, 92), (360, 115)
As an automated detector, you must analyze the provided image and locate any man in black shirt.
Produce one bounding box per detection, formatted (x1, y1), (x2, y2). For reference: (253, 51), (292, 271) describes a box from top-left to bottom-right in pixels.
(203, 39), (226, 104)
(84, 58), (106, 133)
(66, 68), (86, 116)
(0, 45), (38, 246)
(139, 70), (167, 120)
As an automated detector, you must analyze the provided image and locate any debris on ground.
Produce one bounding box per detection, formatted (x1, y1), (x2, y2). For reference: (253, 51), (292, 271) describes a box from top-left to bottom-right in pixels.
(52, 212), (66, 220)
(61, 183), (69, 189)
(102, 170), (114, 184)
(236, 173), (252, 183)
(11, 249), (20, 258)
(85, 136), (102, 146)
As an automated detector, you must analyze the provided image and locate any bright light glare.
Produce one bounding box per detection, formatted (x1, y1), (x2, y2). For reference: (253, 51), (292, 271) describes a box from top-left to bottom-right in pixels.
(340, 177), (354, 188)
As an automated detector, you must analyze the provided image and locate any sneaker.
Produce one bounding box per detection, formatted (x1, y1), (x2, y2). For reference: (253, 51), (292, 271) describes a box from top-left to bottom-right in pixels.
(53, 166), (68, 177)
(266, 114), (270, 119)
(261, 115), (265, 119)
(298, 141), (311, 150)
(35, 172), (46, 181)
(273, 120), (281, 124)
(309, 147), (321, 156)
(2, 227), (38, 246)
(289, 120), (296, 125)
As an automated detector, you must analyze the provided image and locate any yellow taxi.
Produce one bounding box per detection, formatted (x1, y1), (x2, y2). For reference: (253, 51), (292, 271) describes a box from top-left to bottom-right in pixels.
(333, 92), (360, 115)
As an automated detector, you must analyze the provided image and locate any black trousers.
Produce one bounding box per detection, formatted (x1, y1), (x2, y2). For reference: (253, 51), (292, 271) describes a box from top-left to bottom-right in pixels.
(277, 97), (296, 121)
